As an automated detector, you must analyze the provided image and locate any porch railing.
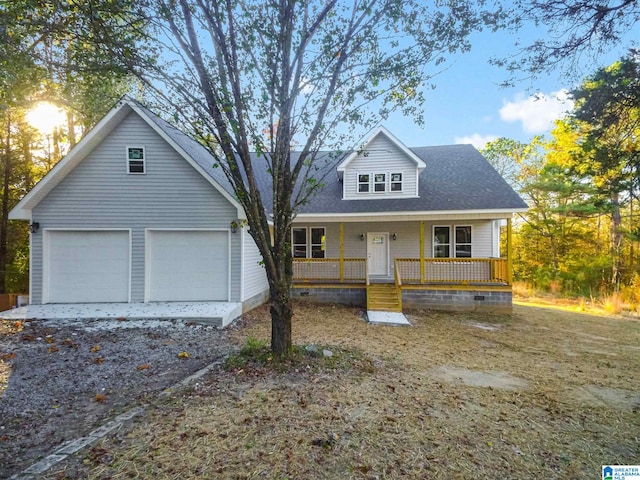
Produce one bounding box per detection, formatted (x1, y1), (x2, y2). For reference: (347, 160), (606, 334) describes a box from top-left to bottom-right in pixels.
(395, 258), (510, 285)
(292, 258), (366, 282)
(292, 257), (510, 285)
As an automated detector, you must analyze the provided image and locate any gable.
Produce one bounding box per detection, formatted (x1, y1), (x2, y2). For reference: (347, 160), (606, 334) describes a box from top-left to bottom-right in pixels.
(10, 98), (243, 220)
(342, 134), (419, 199)
(32, 110), (238, 222)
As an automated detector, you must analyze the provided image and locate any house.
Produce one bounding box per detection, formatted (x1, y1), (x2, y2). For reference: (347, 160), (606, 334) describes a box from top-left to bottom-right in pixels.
(10, 97), (527, 323)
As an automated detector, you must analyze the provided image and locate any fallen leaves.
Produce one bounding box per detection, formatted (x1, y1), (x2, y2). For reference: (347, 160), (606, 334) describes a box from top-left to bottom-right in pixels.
(93, 356), (104, 365)
(177, 351), (190, 359)
(94, 393), (107, 403)
(47, 345), (59, 354)
(90, 345), (101, 353)
(137, 364), (150, 371)
(1, 352), (16, 361)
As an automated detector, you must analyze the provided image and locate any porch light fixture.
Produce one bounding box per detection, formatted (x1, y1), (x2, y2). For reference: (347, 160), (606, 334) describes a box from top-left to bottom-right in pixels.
(360, 234), (365, 241)
(392, 233), (397, 241)
(230, 221), (238, 233)
(30, 222), (40, 234)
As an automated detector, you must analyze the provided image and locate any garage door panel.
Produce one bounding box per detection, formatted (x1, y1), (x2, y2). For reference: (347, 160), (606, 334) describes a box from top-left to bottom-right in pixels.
(147, 230), (228, 302)
(45, 231), (130, 303)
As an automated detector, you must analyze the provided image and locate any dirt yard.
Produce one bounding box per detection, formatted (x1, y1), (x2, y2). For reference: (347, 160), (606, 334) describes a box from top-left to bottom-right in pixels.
(6, 302), (640, 479)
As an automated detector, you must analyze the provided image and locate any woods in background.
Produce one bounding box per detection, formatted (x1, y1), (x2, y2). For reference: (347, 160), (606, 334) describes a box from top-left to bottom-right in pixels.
(483, 51), (640, 303)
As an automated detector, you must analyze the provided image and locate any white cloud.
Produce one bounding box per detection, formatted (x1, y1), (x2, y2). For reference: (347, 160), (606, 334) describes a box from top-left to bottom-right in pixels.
(454, 133), (498, 149)
(499, 89), (574, 134)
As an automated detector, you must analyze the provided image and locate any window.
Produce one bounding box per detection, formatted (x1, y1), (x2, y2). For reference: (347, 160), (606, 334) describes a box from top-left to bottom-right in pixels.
(310, 227), (326, 258)
(373, 173), (386, 192)
(433, 226), (450, 258)
(292, 228), (307, 258)
(433, 225), (472, 258)
(292, 227), (326, 259)
(390, 172), (402, 192)
(358, 174), (370, 193)
(455, 226), (472, 257)
(127, 146), (145, 174)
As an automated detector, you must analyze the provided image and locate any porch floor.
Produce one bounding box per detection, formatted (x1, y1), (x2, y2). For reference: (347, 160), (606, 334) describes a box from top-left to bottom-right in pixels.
(0, 302), (242, 328)
(367, 310), (411, 326)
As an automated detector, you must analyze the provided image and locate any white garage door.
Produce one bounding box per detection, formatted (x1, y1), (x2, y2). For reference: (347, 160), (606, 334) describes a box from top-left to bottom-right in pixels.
(146, 230), (229, 301)
(45, 230), (130, 303)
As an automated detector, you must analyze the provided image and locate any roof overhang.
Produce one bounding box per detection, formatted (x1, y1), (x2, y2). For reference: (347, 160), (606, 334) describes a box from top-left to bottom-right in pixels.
(336, 126), (426, 172)
(10, 97), (245, 221)
(292, 208), (528, 223)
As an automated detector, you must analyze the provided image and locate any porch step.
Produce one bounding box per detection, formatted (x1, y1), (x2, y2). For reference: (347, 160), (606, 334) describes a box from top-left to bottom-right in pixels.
(367, 283), (402, 312)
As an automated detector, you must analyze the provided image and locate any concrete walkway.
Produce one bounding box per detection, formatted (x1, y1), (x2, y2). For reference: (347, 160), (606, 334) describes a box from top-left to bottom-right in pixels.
(0, 302), (242, 328)
(367, 310), (411, 326)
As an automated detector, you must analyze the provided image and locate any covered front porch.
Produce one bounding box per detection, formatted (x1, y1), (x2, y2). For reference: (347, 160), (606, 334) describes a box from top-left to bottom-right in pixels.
(291, 218), (514, 313)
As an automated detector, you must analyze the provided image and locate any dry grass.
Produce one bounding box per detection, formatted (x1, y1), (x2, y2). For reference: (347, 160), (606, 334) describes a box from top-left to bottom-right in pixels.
(51, 302), (640, 479)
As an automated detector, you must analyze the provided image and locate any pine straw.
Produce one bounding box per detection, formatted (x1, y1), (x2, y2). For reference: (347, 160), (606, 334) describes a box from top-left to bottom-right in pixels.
(53, 303), (639, 479)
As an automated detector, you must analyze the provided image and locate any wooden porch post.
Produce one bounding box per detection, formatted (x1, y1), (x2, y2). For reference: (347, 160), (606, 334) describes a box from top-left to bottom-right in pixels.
(507, 217), (513, 286)
(420, 221), (425, 283)
(339, 222), (344, 281)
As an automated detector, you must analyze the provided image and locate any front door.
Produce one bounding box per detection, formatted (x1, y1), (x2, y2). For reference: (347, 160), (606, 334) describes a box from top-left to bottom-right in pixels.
(367, 233), (388, 276)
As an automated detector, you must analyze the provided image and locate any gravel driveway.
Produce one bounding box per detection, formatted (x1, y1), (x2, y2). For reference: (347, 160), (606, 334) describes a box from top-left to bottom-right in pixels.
(0, 317), (237, 478)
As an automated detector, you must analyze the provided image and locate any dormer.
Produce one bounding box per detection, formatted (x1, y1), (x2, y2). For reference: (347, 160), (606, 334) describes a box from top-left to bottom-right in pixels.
(337, 126), (426, 200)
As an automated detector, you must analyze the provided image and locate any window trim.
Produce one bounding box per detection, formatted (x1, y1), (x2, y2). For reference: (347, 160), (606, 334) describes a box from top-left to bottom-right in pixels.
(373, 173), (386, 193)
(357, 173), (370, 193)
(454, 225), (472, 258)
(433, 225), (451, 258)
(390, 172), (403, 192)
(432, 225), (473, 258)
(310, 227), (326, 259)
(126, 146), (146, 174)
(292, 226), (326, 259)
(292, 227), (308, 259)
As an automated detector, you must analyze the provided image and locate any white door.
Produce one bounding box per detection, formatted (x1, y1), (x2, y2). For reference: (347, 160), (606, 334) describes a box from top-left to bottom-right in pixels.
(146, 230), (228, 301)
(367, 233), (388, 276)
(45, 230), (130, 303)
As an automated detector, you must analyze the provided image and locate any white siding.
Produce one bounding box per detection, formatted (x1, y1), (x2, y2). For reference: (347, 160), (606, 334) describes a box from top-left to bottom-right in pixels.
(31, 111), (240, 304)
(294, 219), (496, 279)
(343, 135), (418, 199)
(423, 220), (493, 259)
(242, 229), (269, 301)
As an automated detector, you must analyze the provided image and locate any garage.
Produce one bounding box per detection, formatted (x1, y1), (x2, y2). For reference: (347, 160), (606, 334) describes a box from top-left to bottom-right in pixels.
(146, 230), (229, 302)
(44, 230), (130, 303)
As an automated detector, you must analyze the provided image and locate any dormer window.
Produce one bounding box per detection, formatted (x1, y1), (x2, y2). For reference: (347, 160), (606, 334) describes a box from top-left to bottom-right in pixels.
(127, 146), (145, 174)
(356, 171), (403, 194)
(358, 174), (370, 193)
(390, 173), (402, 192)
(373, 173), (386, 192)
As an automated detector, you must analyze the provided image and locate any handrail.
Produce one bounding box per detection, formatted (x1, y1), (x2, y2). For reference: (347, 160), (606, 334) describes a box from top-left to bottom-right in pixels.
(394, 257), (510, 285)
(394, 260), (402, 287)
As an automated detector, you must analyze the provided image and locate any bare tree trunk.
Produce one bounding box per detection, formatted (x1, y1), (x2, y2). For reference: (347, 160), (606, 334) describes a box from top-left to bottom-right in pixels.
(610, 191), (622, 291)
(67, 111), (76, 149)
(0, 115), (12, 294)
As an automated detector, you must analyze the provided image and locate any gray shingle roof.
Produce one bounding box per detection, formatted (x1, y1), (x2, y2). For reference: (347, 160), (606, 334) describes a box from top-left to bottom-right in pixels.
(137, 99), (527, 214)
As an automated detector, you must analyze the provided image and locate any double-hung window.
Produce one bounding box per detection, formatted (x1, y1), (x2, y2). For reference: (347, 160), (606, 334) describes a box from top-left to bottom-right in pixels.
(310, 228), (326, 258)
(357, 172), (403, 194)
(455, 226), (472, 257)
(433, 226), (472, 258)
(127, 146), (145, 174)
(292, 228), (307, 258)
(390, 173), (402, 192)
(433, 226), (451, 258)
(358, 174), (370, 193)
(292, 227), (326, 258)
(373, 173), (386, 192)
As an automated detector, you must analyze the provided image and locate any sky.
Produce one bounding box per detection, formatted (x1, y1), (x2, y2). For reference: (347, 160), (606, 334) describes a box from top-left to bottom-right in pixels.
(380, 20), (639, 150)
